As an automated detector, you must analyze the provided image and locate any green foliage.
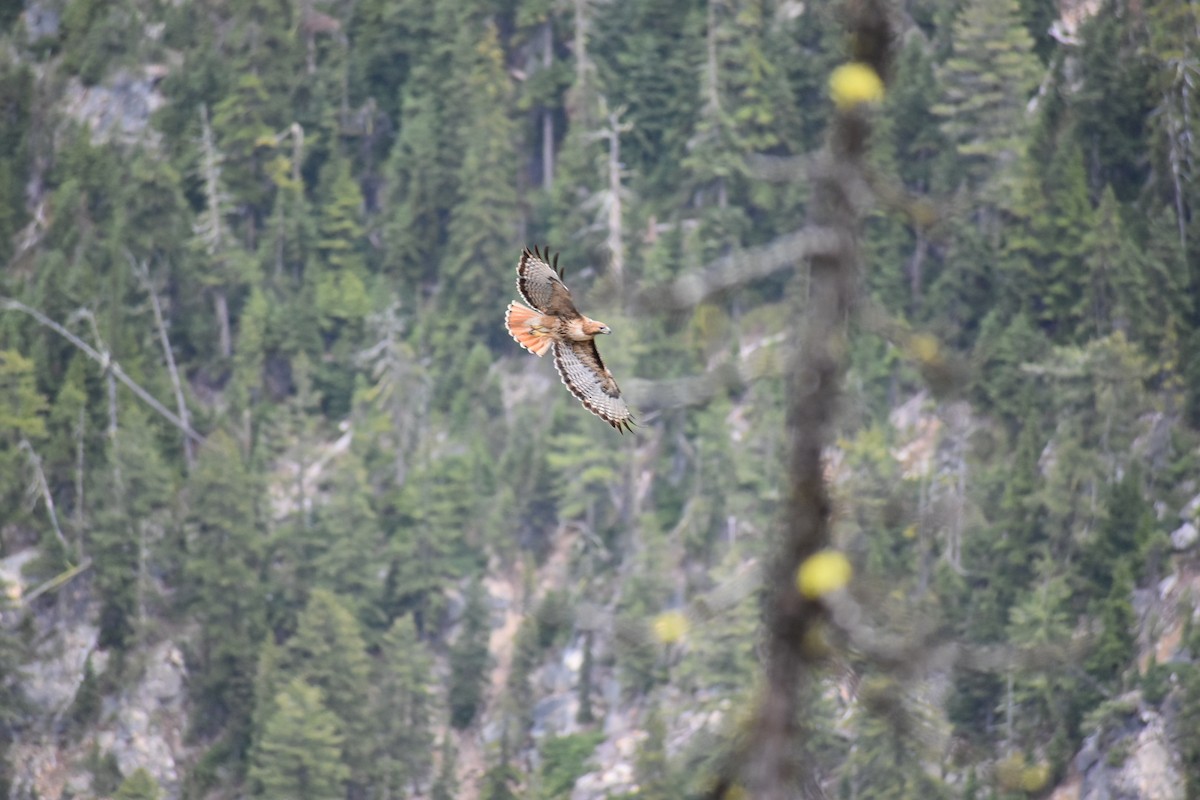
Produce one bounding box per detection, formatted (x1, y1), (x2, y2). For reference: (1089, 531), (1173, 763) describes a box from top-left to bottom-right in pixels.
(840, 677), (951, 800)
(93, 413), (173, 652)
(431, 735), (460, 800)
(538, 732), (604, 799)
(632, 708), (672, 800)
(114, 768), (161, 800)
(448, 578), (493, 729)
(1073, 3), (1154, 201)
(247, 678), (349, 800)
(932, 0), (1041, 193)
(182, 431), (266, 750)
(481, 744), (522, 800)
(60, 0), (139, 85)
(67, 655), (103, 738)
(505, 612), (541, 740)
(281, 589), (372, 789)
(0, 63), (31, 264)
(1, 2), (1195, 796)
(85, 745), (124, 797)
(372, 614), (435, 796)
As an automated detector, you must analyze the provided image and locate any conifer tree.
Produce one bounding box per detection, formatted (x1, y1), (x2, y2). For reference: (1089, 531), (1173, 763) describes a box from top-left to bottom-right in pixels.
(113, 768), (161, 800)
(92, 407), (172, 651)
(372, 614), (435, 797)
(380, 1), (459, 291)
(1005, 553), (1081, 747)
(181, 430), (266, 750)
(633, 708), (671, 800)
(308, 450), (384, 608)
(883, 36), (945, 195)
(448, 577), (493, 729)
(505, 613), (542, 742)
(0, 63), (32, 266)
(210, 75), (278, 237)
(841, 679), (950, 800)
(283, 589), (372, 790)
(677, 2), (764, 257)
(1009, 139), (1096, 340)
(481, 740), (522, 800)
(440, 20), (521, 351)
(431, 735), (460, 800)
(1081, 186), (1155, 342)
(314, 154), (370, 336)
(248, 678), (349, 800)
(378, 449), (482, 632)
(247, 635), (283, 768)
(932, 0), (1041, 195)
(1073, 2), (1153, 201)
(1085, 560), (1135, 689)
(592, 0), (704, 197)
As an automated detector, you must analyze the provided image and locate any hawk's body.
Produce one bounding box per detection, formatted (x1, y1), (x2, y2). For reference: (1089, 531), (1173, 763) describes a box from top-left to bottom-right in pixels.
(505, 247), (634, 433)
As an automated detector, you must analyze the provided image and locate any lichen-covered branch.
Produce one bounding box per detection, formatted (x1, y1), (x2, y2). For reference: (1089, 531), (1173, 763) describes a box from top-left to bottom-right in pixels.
(740, 4), (898, 798)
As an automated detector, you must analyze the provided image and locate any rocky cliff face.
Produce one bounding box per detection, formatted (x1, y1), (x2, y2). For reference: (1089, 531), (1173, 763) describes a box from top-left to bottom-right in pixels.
(2, 548), (191, 800)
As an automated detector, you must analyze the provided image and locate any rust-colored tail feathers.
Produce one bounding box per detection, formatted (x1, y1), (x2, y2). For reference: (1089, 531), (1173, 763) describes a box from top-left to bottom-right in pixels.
(505, 302), (554, 356)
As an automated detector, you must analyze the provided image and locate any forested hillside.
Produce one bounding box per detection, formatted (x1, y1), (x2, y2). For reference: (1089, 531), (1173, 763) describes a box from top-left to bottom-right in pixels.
(1, 0), (1200, 797)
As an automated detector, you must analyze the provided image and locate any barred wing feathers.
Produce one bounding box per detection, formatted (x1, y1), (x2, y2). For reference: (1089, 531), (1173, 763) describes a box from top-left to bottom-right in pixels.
(517, 246), (578, 317)
(553, 340), (634, 433)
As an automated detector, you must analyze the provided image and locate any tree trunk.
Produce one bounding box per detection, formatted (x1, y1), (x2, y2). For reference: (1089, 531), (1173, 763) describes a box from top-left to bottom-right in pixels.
(214, 288), (232, 359)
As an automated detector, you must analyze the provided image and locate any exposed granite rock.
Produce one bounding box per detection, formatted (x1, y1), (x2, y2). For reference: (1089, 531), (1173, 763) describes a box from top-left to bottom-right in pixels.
(62, 67), (168, 147)
(1075, 710), (1183, 800)
(96, 640), (189, 797)
(23, 2), (60, 43)
(1171, 521), (1198, 551)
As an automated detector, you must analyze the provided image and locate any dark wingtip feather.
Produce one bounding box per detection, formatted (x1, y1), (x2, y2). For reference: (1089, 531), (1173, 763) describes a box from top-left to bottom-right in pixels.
(611, 415), (636, 434)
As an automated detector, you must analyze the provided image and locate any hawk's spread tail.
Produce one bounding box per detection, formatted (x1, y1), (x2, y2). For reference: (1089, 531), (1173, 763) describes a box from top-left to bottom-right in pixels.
(505, 302), (554, 357)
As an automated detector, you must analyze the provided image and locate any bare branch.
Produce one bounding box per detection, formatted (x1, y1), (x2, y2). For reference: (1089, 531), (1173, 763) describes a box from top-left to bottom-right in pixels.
(624, 347), (782, 412)
(744, 153), (812, 183)
(0, 297), (204, 443)
(132, 254), (195, 468)
(18, 438), (72, 560)
(630, 228), (845, 313)
(20, 558), (92, 607)
(740, 4), (898, 797)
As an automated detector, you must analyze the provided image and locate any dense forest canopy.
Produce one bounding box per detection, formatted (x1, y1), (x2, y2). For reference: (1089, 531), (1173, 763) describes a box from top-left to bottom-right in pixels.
(1, 0), (1200, 798)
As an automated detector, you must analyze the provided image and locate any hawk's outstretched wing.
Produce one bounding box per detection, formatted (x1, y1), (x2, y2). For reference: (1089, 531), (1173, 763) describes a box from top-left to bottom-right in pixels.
(517, 246), (578, 318)
(553, 340), (634, 433)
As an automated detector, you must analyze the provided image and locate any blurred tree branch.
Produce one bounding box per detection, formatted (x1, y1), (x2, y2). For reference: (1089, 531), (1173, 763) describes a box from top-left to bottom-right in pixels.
(744, 3), (897, 797)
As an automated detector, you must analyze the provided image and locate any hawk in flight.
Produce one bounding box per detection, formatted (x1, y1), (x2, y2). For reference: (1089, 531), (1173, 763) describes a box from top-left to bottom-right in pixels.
(505, 247), (634, 433)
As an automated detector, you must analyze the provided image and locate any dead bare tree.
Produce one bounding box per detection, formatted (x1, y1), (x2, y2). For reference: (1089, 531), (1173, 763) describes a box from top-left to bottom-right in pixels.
(18, 438), (72, 560)
(0, 297), (204, 444)
(195, 103), (235, 359)
(131, 255), (195, 469)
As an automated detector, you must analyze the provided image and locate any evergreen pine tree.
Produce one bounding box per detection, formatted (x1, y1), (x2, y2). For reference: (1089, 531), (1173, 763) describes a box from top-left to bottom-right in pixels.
(283, 589), (373, 791)
(439, 20), (521, 353)
(372, 614), (436, 797)
(247, 678), (349, 800)
(1073, 2), (1153, 201)
(181, 430), (266, 751)
(633, 708), (671, 800)
(92, 407), (173, 651)
(448, 577), (493, 729)
(931, 0), (1041, 195)
(113, 768), (161, 800)
(431, 735), (460, 800)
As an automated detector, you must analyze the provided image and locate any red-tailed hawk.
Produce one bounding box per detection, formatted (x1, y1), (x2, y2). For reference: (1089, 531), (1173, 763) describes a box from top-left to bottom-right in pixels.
(505, 247), (634, 433)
